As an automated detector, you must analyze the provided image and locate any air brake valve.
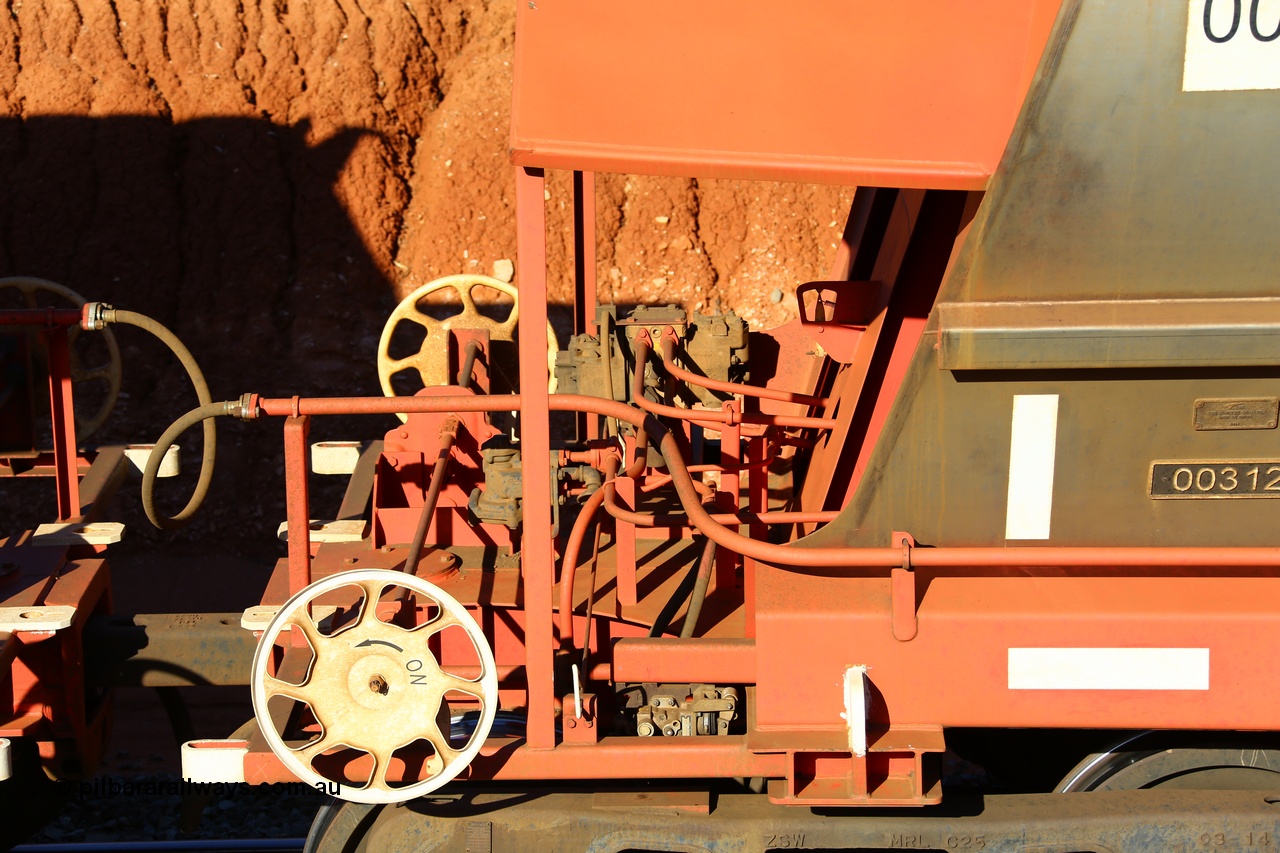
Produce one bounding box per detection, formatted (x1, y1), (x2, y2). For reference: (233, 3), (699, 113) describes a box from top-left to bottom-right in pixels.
(635, 684), (739, 737)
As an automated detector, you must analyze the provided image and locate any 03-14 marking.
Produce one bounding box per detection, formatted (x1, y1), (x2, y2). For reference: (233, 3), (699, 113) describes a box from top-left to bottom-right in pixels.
(1150, 460), (1280, 498)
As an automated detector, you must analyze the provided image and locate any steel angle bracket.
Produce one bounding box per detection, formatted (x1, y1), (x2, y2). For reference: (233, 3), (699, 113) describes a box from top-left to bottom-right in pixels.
(0, 605), (76, 633)
(891, 531), (917, 642)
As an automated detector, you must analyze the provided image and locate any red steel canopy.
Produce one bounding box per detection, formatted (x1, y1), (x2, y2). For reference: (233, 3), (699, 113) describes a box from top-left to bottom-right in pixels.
(511, 0), (1063, 189)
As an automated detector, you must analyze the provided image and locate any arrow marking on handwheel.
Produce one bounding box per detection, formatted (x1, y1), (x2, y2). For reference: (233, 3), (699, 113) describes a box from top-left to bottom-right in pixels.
(355, 639), (405, 652)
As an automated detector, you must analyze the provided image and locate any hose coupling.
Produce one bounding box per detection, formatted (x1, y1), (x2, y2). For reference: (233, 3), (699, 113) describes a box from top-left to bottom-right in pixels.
(228, 393), (261, 421)
(82, 302), (113, 331)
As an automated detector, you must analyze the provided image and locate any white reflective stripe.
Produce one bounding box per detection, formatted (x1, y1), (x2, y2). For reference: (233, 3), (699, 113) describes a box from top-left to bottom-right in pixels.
(1008, 648), (1210, 690)
(1005, 394), (1059, 540)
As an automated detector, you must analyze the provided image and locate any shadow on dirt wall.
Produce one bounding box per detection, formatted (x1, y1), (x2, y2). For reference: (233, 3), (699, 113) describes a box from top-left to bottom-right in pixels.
(0, 115), (399, 392)
(0, 116), (584, 589)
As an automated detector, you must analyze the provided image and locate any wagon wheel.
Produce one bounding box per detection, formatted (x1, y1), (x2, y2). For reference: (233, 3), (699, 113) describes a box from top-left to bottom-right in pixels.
(1057, 731), (1280, 792)
(0, 277), (122, 440)
(251, 569), (498, 805)
(377, 274), (558, 422)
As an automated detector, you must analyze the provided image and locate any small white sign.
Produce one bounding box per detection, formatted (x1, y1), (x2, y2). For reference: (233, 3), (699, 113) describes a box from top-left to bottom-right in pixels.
(1004, 395), (1059, 541)
(1009, 647), (1210, 691)
(1184, 0), (1280, 91)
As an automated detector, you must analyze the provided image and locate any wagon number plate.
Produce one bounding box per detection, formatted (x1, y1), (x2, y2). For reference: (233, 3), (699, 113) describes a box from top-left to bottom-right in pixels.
(1150, 461), (1280, 498)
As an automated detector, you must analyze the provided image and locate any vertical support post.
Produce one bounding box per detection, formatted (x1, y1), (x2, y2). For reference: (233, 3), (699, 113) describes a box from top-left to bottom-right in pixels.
(715, 401), (741, 593)
(744, 436), (767, 639)
(43, 327), (80, 521)
(284, 415), (313, 597)
(516, 165), (556, 749)
(572, 171), (597, 335)
(573, 171), (597, 440)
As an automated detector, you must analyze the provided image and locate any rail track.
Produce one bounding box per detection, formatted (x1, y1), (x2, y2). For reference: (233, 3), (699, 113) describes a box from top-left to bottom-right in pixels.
(12, 840), (304, 853)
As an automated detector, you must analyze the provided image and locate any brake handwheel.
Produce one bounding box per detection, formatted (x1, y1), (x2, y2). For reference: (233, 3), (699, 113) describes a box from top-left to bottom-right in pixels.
(0, 277), (122, 440)
(250, 569), (498, 804)
(377, 274), (558, 421)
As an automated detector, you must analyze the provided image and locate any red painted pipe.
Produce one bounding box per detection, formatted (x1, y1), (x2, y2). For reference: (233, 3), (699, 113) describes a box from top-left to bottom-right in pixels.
(0, 307), (85, 327)
(247, 393), (1280, 571)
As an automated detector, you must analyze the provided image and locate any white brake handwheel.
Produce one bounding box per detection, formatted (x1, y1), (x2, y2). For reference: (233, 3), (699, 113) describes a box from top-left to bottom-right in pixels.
(250, 569), (498, 804)
(376, 274), (558, 422)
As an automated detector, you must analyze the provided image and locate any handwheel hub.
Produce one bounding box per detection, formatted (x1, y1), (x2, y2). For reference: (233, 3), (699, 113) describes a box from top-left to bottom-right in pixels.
(345, 654), (404, 710)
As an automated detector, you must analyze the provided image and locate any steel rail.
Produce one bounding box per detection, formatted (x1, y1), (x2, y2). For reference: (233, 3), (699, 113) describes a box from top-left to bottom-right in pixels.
(11, 840), (304, 853)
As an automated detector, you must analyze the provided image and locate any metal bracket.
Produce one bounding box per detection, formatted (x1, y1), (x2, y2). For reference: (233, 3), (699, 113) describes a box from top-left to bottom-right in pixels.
(31, 522), (124, 547)
(276, 519), (367, 543)
(0, 605), (76, 632)
(181, 739), (248, 783)
(240, 606), (280, 631)
(891, 530), (917, 642)
(123, 444), (181, 478)
(311, 441), (363, 475)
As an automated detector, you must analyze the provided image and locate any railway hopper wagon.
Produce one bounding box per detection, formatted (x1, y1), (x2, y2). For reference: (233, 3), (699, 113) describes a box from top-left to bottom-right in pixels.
(6, 0), (1280, 850)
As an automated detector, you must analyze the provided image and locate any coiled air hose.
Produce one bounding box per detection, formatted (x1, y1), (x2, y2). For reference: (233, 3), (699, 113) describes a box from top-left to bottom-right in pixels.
(96, 308), (218, 530)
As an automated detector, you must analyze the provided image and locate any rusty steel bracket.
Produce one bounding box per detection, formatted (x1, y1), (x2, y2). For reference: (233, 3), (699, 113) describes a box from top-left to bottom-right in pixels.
(891, 531), (917, 642)
(562, 692), (600, 744)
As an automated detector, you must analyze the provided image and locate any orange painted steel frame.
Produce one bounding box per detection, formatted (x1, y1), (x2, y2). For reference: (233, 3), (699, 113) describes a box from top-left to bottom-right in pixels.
(511, 1), (1061, 188)
(254, 387), (1280, 725)
(1, 306), (118, 779)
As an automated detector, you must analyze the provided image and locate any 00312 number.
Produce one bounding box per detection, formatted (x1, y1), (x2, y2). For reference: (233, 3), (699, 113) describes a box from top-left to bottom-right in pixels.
(1150, 460), (1280, 498)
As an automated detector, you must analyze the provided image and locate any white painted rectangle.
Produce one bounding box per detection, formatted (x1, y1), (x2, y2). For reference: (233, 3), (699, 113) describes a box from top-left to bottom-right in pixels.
(1004, 394), (1059, 540)
(1008, 647), (1210, 690)
(1184, 0), (1280, 92)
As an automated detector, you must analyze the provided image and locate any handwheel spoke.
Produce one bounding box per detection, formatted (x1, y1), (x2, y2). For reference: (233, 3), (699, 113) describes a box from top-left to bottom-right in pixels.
(355, 579), (389, 628)
(366, 747), (395, 791)
(456, 282), (479, 314)
(418, 607), (462, 637)
(263, 673), (322, 708)
(387, 354), (422, 376)
(407, 306), (443, 330)
(286, 610), (326, 652)
(292, 735), (336, 767)
(424, 718), (461, 765)
(436, 670), (486, 699)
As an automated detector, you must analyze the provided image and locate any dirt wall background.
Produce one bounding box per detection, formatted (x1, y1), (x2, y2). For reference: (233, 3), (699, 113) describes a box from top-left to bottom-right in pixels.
(0, 0), (853, 567)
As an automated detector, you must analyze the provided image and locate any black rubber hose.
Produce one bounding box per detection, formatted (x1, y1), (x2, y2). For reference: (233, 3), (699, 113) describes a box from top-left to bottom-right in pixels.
(680, 537), (717, 639)
(106, 309), (217, 530)
(647, 537), (712, 639)
(141, 401), (235, 529)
